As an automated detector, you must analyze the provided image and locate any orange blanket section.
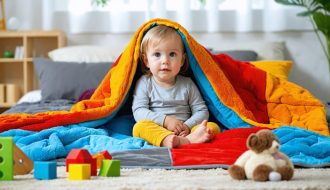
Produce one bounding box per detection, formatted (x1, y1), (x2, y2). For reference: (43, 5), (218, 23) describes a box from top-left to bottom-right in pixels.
(0, 18), (328, 137)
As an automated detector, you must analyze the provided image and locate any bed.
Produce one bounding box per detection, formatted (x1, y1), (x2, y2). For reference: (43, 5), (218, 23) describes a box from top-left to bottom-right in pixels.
(1, 19), (330, 170)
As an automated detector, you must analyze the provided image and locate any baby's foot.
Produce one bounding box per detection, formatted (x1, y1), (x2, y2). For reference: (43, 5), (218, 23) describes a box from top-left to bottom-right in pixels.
(161, 134), (180, 148)
(161, 135), (191, 148)
(186, 120), (214, 144)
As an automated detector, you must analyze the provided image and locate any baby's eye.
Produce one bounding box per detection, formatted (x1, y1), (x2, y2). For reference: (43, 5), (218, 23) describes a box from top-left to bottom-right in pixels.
(169, 52), (176, 57)
(153, 52), (161, 57)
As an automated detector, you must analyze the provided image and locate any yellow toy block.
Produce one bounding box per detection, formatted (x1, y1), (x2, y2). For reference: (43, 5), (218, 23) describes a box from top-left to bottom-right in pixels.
(68, 164), (91, 180)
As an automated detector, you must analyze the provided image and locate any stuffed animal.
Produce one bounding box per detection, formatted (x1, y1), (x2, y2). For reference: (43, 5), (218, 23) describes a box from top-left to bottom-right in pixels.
(228, 129), (294, 181)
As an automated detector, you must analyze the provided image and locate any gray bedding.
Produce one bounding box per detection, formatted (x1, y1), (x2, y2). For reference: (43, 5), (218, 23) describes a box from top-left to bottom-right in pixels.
(3, 99), (74, 114)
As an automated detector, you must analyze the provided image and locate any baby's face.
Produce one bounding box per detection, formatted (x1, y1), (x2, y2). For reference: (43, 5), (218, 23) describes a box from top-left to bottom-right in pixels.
(144, 34), (185, 87)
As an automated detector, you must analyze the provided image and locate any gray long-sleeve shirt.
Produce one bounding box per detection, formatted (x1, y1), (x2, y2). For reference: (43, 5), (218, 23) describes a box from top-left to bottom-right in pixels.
(132, 75), (209, 128)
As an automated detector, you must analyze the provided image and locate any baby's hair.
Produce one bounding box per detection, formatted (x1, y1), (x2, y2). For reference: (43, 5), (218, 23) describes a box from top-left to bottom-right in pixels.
(140, 25), (189, 75)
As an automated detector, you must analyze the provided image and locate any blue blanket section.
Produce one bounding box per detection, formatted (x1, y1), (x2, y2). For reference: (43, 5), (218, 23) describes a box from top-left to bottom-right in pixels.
(273, 126), (330, 167)
(0, 115), (154, 161)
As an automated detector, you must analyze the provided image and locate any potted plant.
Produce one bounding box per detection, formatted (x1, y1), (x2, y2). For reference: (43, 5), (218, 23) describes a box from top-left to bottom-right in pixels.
(275, 0), (330, 74)
(91, 0), (109, 7)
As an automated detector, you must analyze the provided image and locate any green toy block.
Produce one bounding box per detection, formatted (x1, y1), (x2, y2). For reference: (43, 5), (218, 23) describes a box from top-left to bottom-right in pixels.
(0, 137), (13, 180)
(99, 159), (120, 177)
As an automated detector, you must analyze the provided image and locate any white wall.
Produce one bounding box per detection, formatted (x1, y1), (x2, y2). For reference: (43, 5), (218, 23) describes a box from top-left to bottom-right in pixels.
(67, 31), (330, 102)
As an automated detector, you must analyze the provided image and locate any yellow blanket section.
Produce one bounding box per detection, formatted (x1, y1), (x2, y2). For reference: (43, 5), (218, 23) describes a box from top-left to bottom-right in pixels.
(265, 74), (328, 136)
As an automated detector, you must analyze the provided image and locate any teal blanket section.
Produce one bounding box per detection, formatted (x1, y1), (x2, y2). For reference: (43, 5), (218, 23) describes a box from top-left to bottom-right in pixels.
(0, 115), (153, 161)
(273, 126), (330, 167)
(179, 31), (250, 130)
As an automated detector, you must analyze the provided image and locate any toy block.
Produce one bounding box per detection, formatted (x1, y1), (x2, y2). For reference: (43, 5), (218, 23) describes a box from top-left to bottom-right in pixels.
(92, 150), (112, 169)
(68, 164), (91, 180)
(0, 137), (13, 180)
(99, 159), (120, 177)
(34, 161), (57, 180)
(66, 149), (97, 176)
(13, 144), (33, 175)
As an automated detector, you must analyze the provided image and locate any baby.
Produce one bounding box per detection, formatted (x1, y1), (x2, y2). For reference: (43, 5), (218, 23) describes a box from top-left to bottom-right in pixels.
(132, 25), (220, 148)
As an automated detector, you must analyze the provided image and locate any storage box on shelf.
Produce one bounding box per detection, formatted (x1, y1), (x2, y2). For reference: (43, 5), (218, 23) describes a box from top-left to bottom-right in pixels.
(0, 31), (66, 111)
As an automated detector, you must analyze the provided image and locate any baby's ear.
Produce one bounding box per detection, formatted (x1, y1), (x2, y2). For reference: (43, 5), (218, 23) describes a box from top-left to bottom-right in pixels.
(142, 54), (149, 67)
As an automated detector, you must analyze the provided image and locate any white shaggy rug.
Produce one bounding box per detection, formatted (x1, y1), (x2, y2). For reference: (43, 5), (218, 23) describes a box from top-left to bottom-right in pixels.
(1, 167), (330, 190)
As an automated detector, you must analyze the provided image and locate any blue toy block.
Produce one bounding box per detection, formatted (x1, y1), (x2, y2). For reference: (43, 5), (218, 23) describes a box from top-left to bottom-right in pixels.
(0, 137), (13, 181)
(34, 161), (57, 180)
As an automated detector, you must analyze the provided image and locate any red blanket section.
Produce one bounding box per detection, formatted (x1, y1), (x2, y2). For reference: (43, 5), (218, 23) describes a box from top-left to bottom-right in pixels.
(213, 54), (269, 124)
(171, 127), (264, 166)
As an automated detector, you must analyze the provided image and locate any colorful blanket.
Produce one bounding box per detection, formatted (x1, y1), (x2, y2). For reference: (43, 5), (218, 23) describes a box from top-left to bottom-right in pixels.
(1, 125), (329, 168)
(0, 18), (329, 168)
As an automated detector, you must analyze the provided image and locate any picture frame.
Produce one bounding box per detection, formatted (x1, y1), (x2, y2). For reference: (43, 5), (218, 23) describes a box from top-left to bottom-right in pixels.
(0, 0), (6, 30)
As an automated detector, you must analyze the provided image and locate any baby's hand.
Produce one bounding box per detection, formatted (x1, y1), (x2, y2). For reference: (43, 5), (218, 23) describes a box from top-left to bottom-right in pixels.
(178, 124), (190, 137)
(164, 116), (184, 135)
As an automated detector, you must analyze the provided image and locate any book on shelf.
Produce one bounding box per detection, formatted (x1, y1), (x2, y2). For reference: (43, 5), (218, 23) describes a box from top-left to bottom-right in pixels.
(14, 46), (24, 59)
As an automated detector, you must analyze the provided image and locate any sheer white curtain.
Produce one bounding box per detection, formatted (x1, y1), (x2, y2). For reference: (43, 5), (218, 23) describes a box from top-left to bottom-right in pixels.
(6, 0), (313, 33)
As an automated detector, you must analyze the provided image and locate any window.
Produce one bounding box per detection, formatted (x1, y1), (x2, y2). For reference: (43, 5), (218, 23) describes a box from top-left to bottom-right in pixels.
(42, 0), (313, 33)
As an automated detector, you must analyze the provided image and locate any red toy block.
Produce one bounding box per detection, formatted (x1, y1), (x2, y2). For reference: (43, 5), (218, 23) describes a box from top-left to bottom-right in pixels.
(92, 150), (112, 169)
(66, 149), (97, 176)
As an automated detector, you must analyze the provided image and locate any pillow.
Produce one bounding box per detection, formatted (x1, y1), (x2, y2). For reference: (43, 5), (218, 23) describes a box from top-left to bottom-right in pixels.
(17, 90), (42, 104)
(212, 41), (288, 60)
(213, 50), (258, 61)
(250, 60), (293, 80)
(33, 58), (113, 101)
(48, 45), (116, 63)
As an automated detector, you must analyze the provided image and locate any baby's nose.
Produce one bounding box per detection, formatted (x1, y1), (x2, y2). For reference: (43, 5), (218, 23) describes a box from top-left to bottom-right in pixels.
(162, 57), (169, 64)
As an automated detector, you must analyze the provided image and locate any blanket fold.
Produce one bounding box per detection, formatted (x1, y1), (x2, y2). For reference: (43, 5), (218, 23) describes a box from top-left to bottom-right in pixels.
(0, 18), (328, 137)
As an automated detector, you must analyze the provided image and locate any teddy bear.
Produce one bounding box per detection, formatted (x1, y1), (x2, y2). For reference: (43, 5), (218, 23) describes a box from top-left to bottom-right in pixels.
(228, 129), (294, 181)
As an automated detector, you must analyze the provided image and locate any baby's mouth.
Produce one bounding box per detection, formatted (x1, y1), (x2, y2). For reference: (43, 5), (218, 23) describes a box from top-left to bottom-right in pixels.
(160, 69), (170, 72)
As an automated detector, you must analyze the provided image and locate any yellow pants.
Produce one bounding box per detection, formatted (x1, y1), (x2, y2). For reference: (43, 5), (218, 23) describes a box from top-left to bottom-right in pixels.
(132, 120), (220, 146)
